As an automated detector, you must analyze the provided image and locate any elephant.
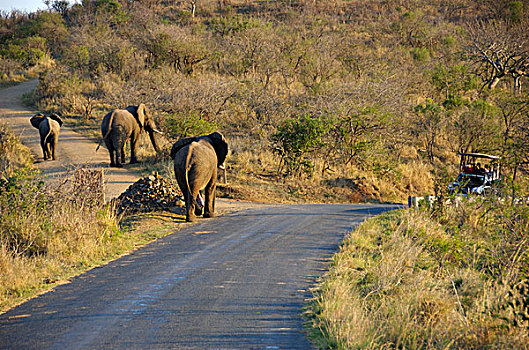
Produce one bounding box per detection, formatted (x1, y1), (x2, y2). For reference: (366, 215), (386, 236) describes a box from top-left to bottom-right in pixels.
(170, 132), (228, 222)
(100, 104), (162, 167)
(30, 113), (63, 160)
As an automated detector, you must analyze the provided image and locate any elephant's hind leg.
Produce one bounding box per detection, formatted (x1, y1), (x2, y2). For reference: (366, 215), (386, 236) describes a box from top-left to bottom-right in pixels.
(114, 149), (123, 167)
(50, 142), (56, 160)
(185, 193), (198, 222)
(104, 139), (117, 167)
(41, 140), (50, 160)
(121, 145), (126, 164)
(203, 176), (216, 218)
(112, 142), (123, 168)
(50, 136), (58, 160)
(130, 139), (138, 164)
(175, 175), (196, 222)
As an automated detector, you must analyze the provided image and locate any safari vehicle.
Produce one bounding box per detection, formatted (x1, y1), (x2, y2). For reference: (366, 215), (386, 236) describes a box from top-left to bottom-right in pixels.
(448, 152), (502, 195)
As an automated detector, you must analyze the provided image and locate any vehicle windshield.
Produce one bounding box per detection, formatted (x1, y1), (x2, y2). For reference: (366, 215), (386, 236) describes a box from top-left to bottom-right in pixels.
(456, 174), (485, 187)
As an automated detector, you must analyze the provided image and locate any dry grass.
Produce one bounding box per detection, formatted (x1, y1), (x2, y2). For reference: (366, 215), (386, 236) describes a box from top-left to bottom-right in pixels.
(0, 125), (183, 313)
(0, 174), (186, 313)
(0, 123), (33, 176)
(0, 171), (120, 311)
(306, 203), (529, 349)
(223, 134), (432, 204)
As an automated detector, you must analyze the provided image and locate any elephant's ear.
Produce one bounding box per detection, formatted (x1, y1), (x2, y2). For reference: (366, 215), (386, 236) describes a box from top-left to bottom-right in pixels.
(49, 113), (63, 127)
(170, 136), (197, 159)
(30, 113), (45, 128)
(208, 132), (228, 167)
(135, 103), (146, 128)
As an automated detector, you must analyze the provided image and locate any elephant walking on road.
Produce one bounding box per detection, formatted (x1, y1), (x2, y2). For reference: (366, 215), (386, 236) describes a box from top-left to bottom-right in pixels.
(100, 104), (162, 167)
(30, 113), (63, 161)
(171, 132), (228, 222)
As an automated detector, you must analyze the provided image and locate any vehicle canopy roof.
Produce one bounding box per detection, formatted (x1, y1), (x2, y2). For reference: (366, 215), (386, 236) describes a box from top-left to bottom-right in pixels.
(457, 152), (501, 160)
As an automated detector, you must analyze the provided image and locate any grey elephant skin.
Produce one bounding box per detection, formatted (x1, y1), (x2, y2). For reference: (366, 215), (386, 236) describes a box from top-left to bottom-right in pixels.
(171, 132), (228, 222)
(30, 113), (63, 160)
(100, 104), (161, 167)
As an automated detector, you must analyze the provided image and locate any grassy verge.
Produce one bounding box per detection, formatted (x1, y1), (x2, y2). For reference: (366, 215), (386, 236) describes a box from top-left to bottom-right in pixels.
(0, 124), (185, 313)
(0, 74), (31, 89)
(305, 199), (529, 349)
(0, 61), (43, 90)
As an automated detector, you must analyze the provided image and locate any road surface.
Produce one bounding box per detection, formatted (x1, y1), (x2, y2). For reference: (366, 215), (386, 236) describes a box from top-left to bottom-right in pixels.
(0, 203), (400, 349)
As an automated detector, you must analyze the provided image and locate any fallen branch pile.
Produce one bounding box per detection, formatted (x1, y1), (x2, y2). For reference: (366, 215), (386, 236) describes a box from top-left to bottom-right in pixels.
(115, 173), (182, 215)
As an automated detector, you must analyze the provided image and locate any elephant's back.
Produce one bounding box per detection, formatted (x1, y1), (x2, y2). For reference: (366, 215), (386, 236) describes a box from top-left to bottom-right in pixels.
(173, 143), (192, 169)
(101, 109), (129, 135)
(190, 141), (217, 172)
(38, 117), (50, 134)
(173, 142), (215, 166)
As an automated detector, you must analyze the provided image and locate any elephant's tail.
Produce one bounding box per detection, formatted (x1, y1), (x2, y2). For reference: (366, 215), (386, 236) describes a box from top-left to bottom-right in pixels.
(96, 110), (116, 151)
(43, 117), (53, 144)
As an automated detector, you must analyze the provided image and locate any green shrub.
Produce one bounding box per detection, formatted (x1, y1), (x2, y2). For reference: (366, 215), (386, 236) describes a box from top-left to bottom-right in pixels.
(0, 36), (47, 67)
(271, 114), (331, 177)
(209, 15), (263, 36)
(410, 47), (430, 62)
(0, 171), (50, 257)
(163, 110), (218, 139)
(508, 1), (524, 23)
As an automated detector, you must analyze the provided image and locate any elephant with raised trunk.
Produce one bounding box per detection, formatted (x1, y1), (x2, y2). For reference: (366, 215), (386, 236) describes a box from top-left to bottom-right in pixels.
(100, 104), (162, 167)
(171, 132), (228, 222)
(30, 113), (63, 161)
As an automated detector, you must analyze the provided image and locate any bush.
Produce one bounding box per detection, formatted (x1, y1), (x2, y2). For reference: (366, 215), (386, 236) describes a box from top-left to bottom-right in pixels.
(271, 114), (331, 177)
(163, 110), (217, 139)
(410, 47), (430, 62)
(0, 123), (33, 177)
(0, 169), (122, 308)
(0, 127), (123, 311)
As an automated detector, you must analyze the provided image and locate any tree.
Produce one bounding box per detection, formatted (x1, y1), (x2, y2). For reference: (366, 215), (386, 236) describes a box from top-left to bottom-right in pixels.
(494, 94), (529, 179)
(44, 0), (70, 16)
(467, 19), (529, 94)
(145, 27), (209, 75)
(189, 0), (197, 18)
(413, 100), (445, 162)
(326, 107), (388, 171)
(450, 99), (499, 154)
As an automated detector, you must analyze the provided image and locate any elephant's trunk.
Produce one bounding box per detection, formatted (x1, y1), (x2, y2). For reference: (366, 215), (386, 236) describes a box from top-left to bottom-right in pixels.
(148, 131), (160, 152)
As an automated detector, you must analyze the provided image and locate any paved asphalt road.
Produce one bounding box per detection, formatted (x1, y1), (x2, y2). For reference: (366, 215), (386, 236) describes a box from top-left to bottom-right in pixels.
(0, 203), (400, 349)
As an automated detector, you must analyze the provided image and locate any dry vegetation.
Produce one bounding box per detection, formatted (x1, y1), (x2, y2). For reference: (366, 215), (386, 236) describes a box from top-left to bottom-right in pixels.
(3, 0), (528, 203)
(306, 199), (529, 349)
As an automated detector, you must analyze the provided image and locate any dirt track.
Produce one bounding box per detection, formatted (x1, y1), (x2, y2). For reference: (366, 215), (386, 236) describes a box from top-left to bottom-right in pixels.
(0, 80), (145, 199)
(0, 80), (271, 214)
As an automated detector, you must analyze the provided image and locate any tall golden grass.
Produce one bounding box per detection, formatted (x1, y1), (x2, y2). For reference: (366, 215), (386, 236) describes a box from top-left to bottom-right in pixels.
(306, 200), (529, 349)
